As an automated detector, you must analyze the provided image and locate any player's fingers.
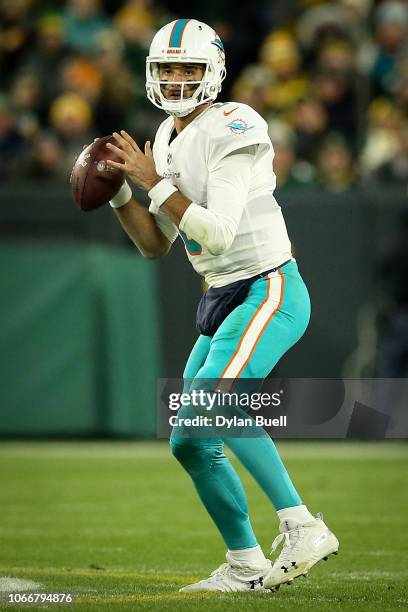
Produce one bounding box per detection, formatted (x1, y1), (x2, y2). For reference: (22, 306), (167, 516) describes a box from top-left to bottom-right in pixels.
(106, 159), (125, 170)
(112, 131), (131, 150)
(144, 141), (153, 158)
(120, 130), (141, 153)
(106, 142), (128, 161)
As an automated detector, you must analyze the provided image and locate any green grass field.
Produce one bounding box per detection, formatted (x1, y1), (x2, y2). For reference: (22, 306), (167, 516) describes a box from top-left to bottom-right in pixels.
(0, 441), (407, 611)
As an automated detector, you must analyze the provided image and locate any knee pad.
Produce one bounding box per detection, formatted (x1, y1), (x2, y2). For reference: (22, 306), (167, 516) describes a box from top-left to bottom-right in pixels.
(170, 440), (224, 479)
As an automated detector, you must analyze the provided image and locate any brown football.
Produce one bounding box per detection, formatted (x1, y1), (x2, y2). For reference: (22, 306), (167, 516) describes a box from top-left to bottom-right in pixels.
(70, 135), (125, 211)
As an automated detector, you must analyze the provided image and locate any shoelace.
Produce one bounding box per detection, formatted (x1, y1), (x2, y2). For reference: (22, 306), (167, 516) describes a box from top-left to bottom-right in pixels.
(271, 527), (306, 560)
(270, 514), (323, 562)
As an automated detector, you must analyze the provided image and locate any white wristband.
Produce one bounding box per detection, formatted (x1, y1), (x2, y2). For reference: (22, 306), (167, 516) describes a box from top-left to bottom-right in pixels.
(148, 179), (177, 208)
(109, 181), (132, 208)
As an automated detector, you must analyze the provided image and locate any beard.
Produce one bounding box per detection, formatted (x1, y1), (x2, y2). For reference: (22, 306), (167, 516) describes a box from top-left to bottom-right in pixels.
(161, 83), (199, 100)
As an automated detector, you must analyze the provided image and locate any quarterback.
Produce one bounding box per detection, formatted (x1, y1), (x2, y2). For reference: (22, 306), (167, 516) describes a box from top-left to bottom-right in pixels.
(106, 18), (339, 592)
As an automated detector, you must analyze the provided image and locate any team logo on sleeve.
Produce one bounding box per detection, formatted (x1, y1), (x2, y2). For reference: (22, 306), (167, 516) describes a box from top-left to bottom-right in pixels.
(226, 118), (254, 135)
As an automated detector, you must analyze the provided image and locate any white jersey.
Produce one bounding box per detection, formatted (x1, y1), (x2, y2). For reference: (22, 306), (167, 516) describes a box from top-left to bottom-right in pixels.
(150, 102), (292, 287)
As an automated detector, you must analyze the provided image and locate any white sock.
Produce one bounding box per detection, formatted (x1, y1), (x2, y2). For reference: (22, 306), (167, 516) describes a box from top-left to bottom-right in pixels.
(227, 544), (267, 566)
(277, 504), (315, 525)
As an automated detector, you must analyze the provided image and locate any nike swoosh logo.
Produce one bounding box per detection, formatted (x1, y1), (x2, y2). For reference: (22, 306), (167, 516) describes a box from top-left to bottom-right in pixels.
(224, 106), (239, 116)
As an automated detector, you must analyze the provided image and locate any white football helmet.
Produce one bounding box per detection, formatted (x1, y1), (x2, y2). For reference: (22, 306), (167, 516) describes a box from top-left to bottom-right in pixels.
(146, 19), (226, 117)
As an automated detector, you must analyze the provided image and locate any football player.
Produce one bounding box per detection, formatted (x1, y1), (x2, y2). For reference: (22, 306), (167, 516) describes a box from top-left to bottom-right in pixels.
(106, 19), (339, 592)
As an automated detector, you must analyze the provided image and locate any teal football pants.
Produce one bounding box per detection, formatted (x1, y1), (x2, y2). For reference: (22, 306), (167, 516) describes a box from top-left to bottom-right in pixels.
(170, 261), (311, 549)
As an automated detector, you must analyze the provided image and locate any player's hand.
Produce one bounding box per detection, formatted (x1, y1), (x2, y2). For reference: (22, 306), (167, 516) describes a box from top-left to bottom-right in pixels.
(106, 131), (161, 192)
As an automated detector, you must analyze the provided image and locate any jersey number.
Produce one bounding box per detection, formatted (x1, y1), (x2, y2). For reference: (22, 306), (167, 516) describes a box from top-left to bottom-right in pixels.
(180, 231), (202, 255)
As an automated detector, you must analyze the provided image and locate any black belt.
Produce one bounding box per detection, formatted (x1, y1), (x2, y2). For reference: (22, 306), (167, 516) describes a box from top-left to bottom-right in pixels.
(197, 259), (292, 336)
(255, 259), (292, 280)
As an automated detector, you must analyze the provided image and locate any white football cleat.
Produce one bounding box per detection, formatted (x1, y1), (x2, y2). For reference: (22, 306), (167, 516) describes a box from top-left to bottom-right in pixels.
(264, 513), (339, 590)
(179, 553), (272, 592)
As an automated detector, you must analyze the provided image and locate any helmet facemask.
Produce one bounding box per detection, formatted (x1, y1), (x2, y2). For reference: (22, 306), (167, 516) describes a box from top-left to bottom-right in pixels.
(146, 58), (226, 118)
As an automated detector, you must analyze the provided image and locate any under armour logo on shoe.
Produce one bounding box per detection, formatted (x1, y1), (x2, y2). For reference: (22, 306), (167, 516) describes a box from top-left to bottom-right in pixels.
(281, 561), (298, 573)
(249, 576), (263, 589)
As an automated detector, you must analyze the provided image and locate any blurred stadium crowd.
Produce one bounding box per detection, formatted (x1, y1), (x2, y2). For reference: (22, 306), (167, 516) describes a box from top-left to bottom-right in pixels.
(0, 0), (407, 192)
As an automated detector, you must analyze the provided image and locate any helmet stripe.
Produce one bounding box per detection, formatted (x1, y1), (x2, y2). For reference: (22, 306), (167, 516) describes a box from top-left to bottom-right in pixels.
(168, 18), (191, 47)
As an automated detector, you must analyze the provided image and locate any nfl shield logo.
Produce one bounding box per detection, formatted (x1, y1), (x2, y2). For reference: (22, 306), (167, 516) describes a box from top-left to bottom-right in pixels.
(167, 152), (172, 165)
